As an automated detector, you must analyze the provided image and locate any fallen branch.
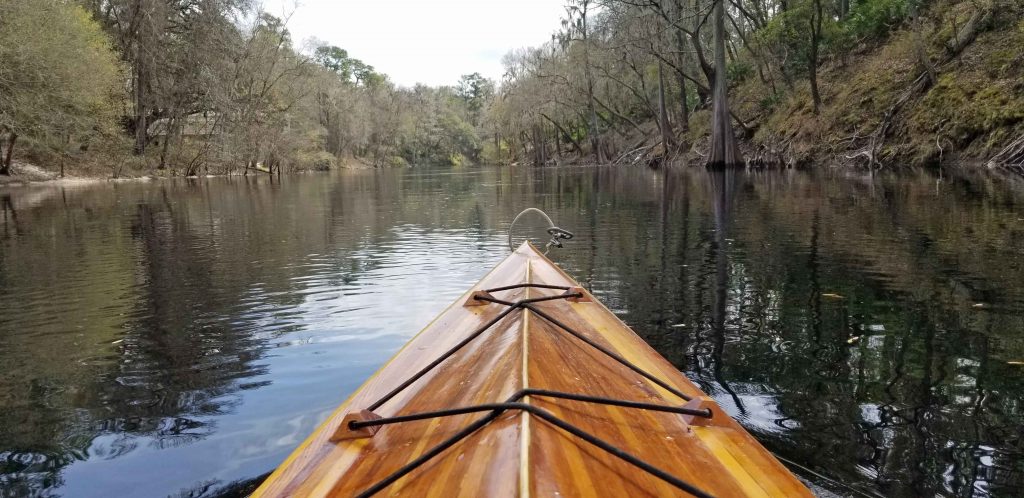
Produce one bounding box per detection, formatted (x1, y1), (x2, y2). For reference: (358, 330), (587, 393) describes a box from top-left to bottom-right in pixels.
(845, 148), (877, 168)
(613, 143), (657, 166)
(539, 113), (583, 155)
(988, 133), (1024, 173)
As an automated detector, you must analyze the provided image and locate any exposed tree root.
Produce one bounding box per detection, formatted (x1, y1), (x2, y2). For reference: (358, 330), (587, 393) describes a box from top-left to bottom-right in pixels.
(988, 133), (1024, 174)
(865, 3), (994, 169)
(614, 143), (658, 166)
(748, 137), (796, 168)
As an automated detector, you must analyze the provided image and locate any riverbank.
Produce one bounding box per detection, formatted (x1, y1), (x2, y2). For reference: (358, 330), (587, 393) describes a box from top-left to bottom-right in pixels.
(0, 163), (122, 188)
(0, 163), (235, 188)
(717, 0), (1024, 173)
(0, 156), (386, 188)
(531, 0), (1024, 176)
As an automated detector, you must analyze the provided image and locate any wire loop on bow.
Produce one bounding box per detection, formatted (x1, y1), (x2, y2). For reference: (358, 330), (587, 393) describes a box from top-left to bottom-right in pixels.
(508, 208), (573, 254)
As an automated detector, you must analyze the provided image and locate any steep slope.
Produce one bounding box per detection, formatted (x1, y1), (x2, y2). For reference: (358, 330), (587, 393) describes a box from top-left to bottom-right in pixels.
(719, 0), (1024, 173)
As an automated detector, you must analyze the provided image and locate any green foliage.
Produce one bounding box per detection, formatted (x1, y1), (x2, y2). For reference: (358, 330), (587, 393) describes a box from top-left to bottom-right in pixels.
(479, 139), (511, 164)
(314, 44), (384, 87)
(255, 13), (290, 44)
(0, 0), (123, 155)
(842, 0), (912, 43)
(913, 74), (1024, 142)
(398, 89), (481, 166)
(314, 46), (353, 80)
(757, 0), (841, 74)
(456, 73), (495, 126)
(449, 152), (467, 168)
(0, 0), (490, 175)
(297, 150), (336, 171)
(759, 93), (783, 112)
(727, 61), (755, 84)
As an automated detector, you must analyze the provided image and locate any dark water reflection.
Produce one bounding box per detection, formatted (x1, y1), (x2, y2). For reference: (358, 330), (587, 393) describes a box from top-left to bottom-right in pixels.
(1, 167), (1023, 497)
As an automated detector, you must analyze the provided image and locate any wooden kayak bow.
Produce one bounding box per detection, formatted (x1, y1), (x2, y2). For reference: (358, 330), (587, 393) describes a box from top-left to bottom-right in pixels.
(252, 242), (812, 497)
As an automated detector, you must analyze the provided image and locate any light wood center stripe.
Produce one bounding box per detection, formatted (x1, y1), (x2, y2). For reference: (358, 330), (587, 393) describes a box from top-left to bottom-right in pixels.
(519, 259), (531, 498)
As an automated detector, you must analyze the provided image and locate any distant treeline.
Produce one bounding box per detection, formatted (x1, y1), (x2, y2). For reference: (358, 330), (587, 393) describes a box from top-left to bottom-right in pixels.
(0, 0), (493, 176)
(1, 0), (1021, 177)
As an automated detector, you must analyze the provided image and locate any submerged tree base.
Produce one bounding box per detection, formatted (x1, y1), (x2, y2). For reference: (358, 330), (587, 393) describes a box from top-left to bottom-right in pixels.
(705, 160), (746, 170)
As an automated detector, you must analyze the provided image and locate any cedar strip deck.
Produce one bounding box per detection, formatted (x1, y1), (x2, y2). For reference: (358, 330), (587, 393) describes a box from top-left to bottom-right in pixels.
(253, 242), (812, 497)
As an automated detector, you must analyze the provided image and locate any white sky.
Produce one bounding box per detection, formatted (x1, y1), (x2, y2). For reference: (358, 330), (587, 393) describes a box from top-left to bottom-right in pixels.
(268, 0), (567, 88)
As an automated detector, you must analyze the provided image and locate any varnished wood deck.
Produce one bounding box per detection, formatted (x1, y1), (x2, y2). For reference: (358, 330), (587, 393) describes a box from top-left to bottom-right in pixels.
(252, 242), (812, 497)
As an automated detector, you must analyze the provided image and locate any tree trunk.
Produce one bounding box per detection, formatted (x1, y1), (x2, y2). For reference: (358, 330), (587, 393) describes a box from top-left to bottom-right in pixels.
(537, 128), (543, 165)
(555, 128), (563, 159)
(808, 0), (823, 114)
(910, 3), (937, 86)
(585, 64), (602, 163)
(657, 61), (676, 151)
(580, 2), (603, 163)
(707, 0), (743, 168)
(540, 113), (584, 154)
(133, 52), (147, 155)
(60, 133), (71, 178)
(540, 127), (547, 165)
(679, 74), (690, 136)
(520, 131), (531, 163)
(945, 8), (991, 57)
(158, 115), (176, 169)
(1, 133), (17, 175)
(673, 0), (691, 138)
(689, 0), (715, 86)
(809, 61), (821, 114)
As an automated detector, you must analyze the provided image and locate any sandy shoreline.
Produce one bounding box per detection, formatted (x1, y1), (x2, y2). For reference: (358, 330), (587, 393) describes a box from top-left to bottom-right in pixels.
(0, 163), (159, 188)
(0, 157), (386, 189)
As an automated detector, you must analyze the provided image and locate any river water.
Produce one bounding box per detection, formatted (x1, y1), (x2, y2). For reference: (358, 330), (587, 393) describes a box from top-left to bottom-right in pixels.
(1, 166), (1022, 497)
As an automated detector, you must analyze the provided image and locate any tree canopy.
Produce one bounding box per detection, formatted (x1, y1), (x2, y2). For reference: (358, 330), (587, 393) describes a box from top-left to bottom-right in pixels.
(0, 0), (122, 174)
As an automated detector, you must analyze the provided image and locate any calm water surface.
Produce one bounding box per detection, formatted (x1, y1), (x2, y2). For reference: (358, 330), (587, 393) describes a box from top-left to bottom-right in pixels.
(1, 166), (1023, 497)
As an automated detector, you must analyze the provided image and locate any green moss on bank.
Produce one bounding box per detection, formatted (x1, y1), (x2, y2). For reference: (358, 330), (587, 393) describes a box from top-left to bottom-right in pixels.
(728, 0), (1024, 170)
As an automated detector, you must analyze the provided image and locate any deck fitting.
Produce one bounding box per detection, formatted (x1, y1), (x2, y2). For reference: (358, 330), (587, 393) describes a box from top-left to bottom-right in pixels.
(563, 286), (591, 302)
(463, 290), (496, 307)
(331, 410), (383, 441)
(681, 397), (718, 426)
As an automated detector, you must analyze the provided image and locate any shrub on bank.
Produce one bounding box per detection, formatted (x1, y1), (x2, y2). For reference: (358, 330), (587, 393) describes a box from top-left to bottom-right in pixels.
(297, 151), (337, 171)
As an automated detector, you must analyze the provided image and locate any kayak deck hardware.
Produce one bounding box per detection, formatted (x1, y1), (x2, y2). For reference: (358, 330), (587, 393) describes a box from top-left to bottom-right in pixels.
(333, 283), (718, 498)
(507, 207), (574, 254)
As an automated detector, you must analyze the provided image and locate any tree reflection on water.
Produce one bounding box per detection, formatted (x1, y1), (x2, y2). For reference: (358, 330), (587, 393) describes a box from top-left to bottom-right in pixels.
(1, 167), (1022, 497)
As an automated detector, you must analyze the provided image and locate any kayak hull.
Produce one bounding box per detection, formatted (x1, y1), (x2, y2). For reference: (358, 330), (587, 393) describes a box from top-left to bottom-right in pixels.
(253, 242), (811, 497)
